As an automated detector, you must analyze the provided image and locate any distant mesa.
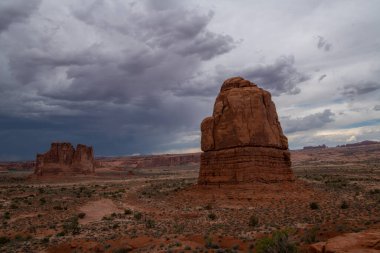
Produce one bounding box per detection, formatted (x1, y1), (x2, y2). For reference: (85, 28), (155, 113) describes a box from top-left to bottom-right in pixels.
(198, 77), (294, 184)
(303, 144), (327, 150)
(337, 140), (379, 148)
(35, 142), (95, 176)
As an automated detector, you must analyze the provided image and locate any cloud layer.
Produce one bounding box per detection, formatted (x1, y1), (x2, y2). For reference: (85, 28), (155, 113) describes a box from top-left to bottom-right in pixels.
(1, 0), (380, 159)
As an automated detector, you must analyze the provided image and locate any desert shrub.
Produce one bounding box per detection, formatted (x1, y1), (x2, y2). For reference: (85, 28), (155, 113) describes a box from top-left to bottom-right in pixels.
(63, 216), (80, 235)
(53, 205), (63, 210)
(3, 211), (10, 219)
(102, 215), (113, 221)
(309, 202), (319, 210)
(340, 201), (349, 209)
(133, 212), (142, 220)
(0, 236), (10, 245)
(41, 236), (50, 243)
(39, 197), (46, 205)
(10, 203), (18, 209)
(124, 209), (132, 215)
(204, 236), (219, 249)
(256, 230), (297, 253)
(112, 248), (131, 253)
(174, 223), (185, 233)
(78, 212), (86, 219)
(208, 213), (217, 220)
(15, 234), (32, 241)
(249, 215), (259, 227)
(145, 219), (155, 228)
(56, 231), (65, 237)
(302, 226), (319, 243)
(369, 189), (380, 194)
(204, 203), (212, 210)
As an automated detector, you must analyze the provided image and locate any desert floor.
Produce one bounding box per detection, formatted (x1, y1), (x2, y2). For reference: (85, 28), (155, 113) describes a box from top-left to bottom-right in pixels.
(0, 145), (379, 252)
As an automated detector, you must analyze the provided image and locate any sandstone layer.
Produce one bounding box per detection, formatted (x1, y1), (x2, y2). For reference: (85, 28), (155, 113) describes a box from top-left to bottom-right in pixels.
(35, 142), (95, 175)
(309, 229), (380, 253)
(198, 77), (293, 184)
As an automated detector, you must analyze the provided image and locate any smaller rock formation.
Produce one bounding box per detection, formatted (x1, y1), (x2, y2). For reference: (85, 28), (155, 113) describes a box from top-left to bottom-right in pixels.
(35, 142), (95, 176)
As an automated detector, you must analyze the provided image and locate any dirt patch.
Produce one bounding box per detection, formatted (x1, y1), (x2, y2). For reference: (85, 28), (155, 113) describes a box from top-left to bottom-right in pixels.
(79, 198), (121, 224)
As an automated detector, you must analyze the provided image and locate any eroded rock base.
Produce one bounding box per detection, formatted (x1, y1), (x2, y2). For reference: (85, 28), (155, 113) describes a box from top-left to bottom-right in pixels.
(198, 146), (294, 184)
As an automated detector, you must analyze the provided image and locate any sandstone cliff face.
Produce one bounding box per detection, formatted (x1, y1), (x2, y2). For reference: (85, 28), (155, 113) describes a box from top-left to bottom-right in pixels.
(198, 77), (294, 184)
(35, 142), (95, 175)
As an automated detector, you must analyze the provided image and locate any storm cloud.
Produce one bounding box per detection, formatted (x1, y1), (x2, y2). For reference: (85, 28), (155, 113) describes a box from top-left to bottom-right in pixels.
(341, 81), (380, 99)
(281, 109), (335, 133)
(1, 0), (380, 159)
(241, 55), (309, 95)
(0, 0), (236, 159)
(317, 36), (332, 52)
(0, 0), (41, 32)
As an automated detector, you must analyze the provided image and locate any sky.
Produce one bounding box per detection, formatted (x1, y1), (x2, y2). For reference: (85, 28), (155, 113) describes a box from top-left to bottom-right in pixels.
(0, 0), (379, 160)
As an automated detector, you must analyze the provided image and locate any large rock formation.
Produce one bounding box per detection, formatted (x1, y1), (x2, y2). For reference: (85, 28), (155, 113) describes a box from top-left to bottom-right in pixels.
(198, 77), (294, 184)
(35, 142), (95, 176)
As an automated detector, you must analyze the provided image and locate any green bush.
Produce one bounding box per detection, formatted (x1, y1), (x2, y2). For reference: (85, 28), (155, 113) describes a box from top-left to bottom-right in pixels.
(63, 216), (80, 235)
(133, 212), (142, 220)
(340, 201), (349, 209)
(112, 248), (131, 253)
(145, 219), (155, 228)
(302, 226), (319, 243)
(56, 231), (65, 237)
(10, 203), (18, 209)
(41, 236), (50, 243)
(208, 213), (217, 220)
(256, 230), (297, 253)
(39, 198), (46, 205)
(309, 202), (319, 210)
(0, 236), (10, 245)
(249, 215), (259, 227)
(78, 212), (86, 219)
(124, 209), (132, 215)
(3, 211), (10, 220)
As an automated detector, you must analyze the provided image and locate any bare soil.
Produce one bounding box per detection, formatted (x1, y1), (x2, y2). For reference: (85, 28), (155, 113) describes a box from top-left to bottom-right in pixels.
(0, 145), (379, 252)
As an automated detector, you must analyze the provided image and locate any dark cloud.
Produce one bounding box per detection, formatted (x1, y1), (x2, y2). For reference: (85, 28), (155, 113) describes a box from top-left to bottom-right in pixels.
(281, 109), (335, 133)
(0, 0), (236, 159)
(317, 36), (332, 52)
(241, 55), (309, 96)
(2, 1), (236, 103)
(341, 81), (380, 99)
(0, 0), (41, 32)
(318, 74), (327, 82)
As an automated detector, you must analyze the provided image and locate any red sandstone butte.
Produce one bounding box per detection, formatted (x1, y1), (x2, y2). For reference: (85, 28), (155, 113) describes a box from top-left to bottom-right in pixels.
(198, 77), (294, 184)
(35, 142), (95, 176)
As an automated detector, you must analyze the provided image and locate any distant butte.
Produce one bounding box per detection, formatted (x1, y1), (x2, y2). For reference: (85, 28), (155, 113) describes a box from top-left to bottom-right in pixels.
(198, 77), (294, 184)
(35, 142), (95, 176)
